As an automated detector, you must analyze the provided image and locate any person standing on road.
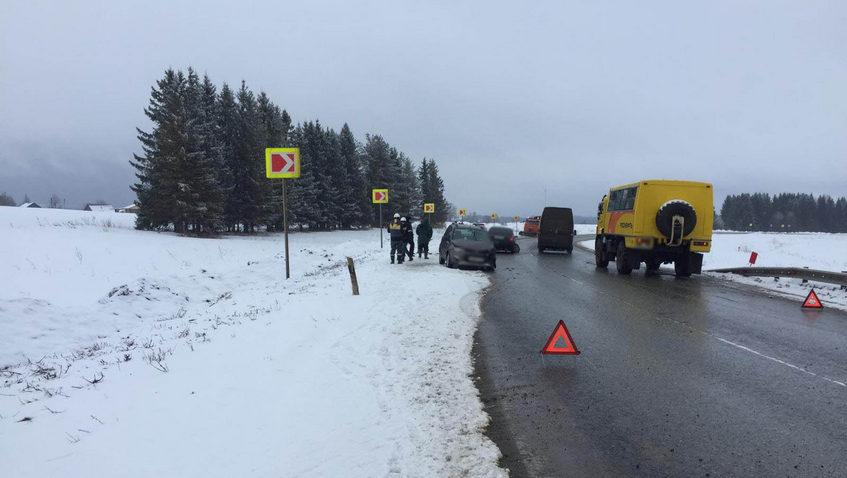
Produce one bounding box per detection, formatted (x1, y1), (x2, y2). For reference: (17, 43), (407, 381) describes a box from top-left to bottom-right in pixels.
(388, 213), (405, 264)
(401, 217), (415, 261)
(416, 217), (433, 259)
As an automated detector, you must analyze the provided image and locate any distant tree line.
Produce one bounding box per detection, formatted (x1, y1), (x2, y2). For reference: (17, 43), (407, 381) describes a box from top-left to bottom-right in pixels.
(0, 192), (15, 207)
(0, 192), (68, 208)
(719, 193), (847, 232)
(131, 68), (451, 234)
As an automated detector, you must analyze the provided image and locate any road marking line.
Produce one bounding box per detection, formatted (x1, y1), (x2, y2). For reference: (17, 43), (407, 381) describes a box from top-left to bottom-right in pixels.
(714, 337), (846, 388)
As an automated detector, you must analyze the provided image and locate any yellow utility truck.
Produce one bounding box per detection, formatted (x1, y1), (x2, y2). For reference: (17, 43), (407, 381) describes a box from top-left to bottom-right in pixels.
(594, 180), (713, 277)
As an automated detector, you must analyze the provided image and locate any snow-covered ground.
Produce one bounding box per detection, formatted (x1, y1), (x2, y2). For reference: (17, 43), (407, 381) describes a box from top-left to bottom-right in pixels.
(0, 206), (505, 477)
(577, 231), (847, 310)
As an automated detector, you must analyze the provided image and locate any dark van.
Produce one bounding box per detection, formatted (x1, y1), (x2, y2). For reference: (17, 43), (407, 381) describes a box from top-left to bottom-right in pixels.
(537, 207), (575, 254)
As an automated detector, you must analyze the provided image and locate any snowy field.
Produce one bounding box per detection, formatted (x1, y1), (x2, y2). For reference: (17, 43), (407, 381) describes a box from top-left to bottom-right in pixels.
(0, 206), (505, 477)
(577, 231), (847, 310)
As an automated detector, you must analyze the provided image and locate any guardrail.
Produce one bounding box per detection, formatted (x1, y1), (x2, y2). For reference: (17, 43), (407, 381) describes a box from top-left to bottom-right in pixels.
(708, 267), (847, 287)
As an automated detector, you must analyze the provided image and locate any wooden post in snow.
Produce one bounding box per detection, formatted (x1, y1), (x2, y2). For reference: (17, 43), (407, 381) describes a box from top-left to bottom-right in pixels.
(346, 257), (360, 296)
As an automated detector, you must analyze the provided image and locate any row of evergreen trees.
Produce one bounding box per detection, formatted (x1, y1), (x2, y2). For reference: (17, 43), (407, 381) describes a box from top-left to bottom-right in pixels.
(131, 68), (451, 234)
(719, 193), (847, 232)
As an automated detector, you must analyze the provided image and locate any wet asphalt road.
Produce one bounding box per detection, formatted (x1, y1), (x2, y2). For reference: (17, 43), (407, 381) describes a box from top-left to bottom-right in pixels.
(474, 235), (847, 477)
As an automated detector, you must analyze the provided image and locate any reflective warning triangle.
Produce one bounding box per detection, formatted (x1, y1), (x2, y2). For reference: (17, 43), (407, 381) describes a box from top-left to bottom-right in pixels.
(802, 289), (823, 309)
(541, 320), (580, 355)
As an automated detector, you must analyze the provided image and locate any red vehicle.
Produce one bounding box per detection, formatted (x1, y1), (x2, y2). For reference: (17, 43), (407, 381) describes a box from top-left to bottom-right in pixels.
(520, 216), (541, 236)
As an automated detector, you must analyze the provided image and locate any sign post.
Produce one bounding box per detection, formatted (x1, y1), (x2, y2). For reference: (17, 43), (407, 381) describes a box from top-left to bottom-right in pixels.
(458, 208), (467, 221)
(423, 202), (435, 223)
(491, 212), (498, 224)
(266, 147), (301, 279)
(513, 215), (520, 234)
(372, 189), (389, 248)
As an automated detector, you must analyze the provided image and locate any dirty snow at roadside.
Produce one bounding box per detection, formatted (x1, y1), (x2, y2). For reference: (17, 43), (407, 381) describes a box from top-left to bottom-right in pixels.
(0, 206), (506, 477)
(577, 231), (847, 310)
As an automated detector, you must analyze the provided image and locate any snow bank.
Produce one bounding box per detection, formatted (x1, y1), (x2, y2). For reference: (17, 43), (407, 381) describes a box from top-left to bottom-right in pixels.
(0, 206), (506, 477)
(707, 231), (847, 271)
(576, 231), (847, 310)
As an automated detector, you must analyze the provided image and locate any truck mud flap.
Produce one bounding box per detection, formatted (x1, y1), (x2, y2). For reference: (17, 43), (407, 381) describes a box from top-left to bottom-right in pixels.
(690, 252), (703, 274)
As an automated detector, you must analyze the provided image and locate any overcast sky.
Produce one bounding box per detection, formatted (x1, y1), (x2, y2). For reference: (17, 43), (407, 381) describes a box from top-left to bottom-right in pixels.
(1, 0), (845, 214)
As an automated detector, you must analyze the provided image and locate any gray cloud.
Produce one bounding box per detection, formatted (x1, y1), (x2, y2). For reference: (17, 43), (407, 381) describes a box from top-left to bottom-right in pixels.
(2, 0), (845, 215)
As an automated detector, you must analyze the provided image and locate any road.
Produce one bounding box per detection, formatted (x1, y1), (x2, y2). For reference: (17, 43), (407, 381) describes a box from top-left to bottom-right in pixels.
(474, 235), (847, 477)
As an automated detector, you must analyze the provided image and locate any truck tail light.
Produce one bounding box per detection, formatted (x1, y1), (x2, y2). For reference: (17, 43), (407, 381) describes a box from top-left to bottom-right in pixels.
(634, 237), (653, 247)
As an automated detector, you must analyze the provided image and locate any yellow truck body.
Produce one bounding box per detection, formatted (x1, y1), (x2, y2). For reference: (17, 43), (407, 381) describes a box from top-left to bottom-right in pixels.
(595, 180), (714, 276)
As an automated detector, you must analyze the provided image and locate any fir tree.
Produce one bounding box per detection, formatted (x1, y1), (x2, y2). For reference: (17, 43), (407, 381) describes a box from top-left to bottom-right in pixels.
(363, 134), (396, 225)
(217, 83), (241, 231)
(426, 160), (449, 225)
(287, 124), (320, 229)
(0, 192), (16, 206)
(232, 81), (264, 232)
(338, 123), (369, 228)
(131, 69), (187, 231)
(131, 67), (457, 234)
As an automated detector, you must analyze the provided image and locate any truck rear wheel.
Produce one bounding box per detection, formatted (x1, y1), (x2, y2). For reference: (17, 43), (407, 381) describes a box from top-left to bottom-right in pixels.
(595, 237), (608, 268)
(615, 241), (633, 275)
(674, 257), (691, 277)
(645, 258), (661, 275)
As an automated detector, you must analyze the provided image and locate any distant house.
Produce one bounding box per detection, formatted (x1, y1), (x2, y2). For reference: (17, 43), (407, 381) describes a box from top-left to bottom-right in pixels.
(84, 204), (115, 212)
(19, 202), (41, 208)
(117, 203), (140, 214)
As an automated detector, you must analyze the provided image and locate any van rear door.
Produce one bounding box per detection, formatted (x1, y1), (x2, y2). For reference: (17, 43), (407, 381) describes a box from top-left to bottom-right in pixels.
(539, 207), (574, 248)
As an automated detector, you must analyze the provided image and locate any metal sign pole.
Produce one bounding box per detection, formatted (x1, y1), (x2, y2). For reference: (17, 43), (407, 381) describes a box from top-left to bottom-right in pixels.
(283, 178), (290, 279)
(379, 204), (383, 249)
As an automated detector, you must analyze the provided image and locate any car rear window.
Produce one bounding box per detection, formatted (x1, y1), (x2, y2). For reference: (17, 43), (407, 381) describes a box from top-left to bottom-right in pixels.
(454, 228), (491, 241)
(489, 227), (513, 236)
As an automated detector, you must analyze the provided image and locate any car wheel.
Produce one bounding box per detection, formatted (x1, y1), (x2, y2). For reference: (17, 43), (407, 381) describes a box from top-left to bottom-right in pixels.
(615, 241), (633, 275)
(566, 247), (573, 254)
(446, 251), (456, 269)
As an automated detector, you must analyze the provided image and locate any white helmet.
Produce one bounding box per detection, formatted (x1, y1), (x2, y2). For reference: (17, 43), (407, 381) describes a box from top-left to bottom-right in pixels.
(393, 213), (400, 218)
(401, 217), (407, 221)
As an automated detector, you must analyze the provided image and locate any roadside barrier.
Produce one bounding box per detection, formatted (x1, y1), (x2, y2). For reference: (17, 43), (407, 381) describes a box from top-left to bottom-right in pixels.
(709, 267), (847, 287)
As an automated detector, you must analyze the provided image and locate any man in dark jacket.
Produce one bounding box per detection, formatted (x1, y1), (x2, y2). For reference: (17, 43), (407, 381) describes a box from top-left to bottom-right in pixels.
(401, 217), (414, 261)
(416, 217), (433, 259)
(388, 213), (404, 264)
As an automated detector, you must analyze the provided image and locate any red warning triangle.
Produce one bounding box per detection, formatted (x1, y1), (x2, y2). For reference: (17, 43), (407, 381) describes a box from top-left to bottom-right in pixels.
(802, 289), (823, 309)
(541, 320), (580, 355)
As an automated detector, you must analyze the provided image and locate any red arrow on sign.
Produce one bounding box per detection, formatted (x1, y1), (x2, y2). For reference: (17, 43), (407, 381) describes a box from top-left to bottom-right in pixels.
(375, 191), (386, 201)
(271, 153), (296, 173)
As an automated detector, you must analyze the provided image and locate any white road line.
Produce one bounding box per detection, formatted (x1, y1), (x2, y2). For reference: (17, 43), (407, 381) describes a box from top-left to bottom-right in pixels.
(714, 336), (847, 388)
(659, 315), (847, 389)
